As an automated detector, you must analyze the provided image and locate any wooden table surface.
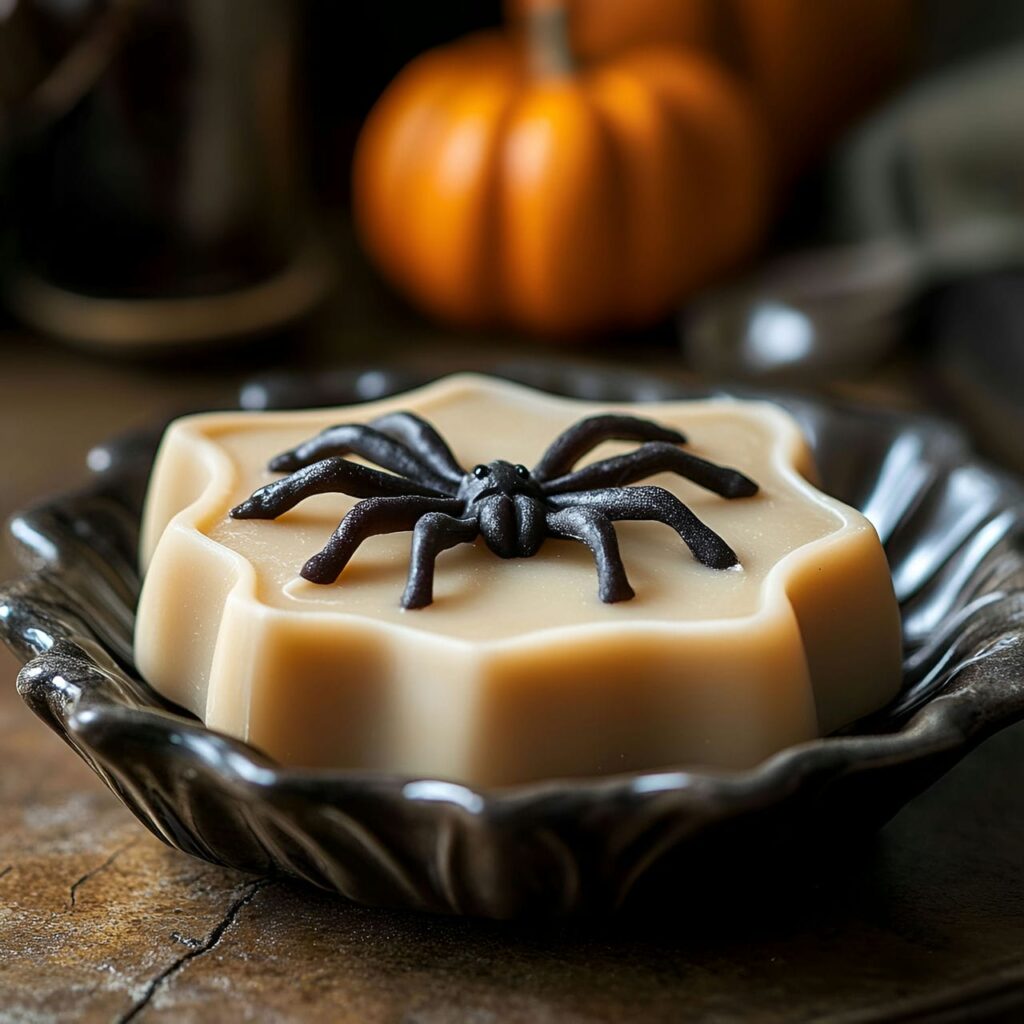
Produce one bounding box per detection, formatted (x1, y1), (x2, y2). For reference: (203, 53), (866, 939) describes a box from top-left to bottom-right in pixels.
(2, 332), (1024, 1023)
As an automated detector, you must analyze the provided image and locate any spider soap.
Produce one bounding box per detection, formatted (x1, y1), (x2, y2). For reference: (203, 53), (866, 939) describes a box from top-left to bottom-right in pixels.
(136, 374), (901, 785)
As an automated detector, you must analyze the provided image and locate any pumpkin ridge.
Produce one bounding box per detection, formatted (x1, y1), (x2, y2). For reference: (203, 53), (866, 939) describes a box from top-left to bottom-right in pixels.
(354, 44), (482, 302)
(580, 78), (632, 329)
(631, 48), (766, 282)
(499, 81), (619, 334)
(706, 0), (752, 86)
(617, 50), (727, 295)
(587, 61), (684, 325)
(419, 58), (522, 324)
(476, 67), (523, 327)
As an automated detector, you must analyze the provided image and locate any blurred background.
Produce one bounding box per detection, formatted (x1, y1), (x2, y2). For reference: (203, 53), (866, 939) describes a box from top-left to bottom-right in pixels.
(0, 0), (1023, 515)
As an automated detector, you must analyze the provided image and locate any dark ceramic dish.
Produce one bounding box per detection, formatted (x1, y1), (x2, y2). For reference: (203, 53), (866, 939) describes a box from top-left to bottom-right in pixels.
(2, 364), (1023, 919)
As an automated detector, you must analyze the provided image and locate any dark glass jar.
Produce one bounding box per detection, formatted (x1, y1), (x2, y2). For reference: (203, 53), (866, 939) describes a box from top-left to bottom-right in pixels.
(2, 0), (328, 350)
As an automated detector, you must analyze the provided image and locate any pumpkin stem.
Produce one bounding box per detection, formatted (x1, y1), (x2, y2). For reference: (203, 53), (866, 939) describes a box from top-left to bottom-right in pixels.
(523, 0), (575, 78)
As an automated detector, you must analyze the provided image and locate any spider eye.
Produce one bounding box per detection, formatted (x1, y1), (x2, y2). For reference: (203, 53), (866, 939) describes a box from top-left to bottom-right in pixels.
(514, 464), (530, 478)
(473, 464), (490, 479)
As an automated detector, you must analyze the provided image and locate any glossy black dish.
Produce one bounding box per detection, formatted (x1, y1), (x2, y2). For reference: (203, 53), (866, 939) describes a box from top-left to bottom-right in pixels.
(2, 364), (1022, 918)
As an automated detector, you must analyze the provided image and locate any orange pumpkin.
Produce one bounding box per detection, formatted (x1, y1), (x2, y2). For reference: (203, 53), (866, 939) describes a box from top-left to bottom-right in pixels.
(353, 1), (766, 336)
(506, 0), (915, 175)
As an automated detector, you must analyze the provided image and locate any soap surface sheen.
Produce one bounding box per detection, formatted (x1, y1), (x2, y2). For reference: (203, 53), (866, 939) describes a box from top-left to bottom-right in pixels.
(136, 374), (902, 785)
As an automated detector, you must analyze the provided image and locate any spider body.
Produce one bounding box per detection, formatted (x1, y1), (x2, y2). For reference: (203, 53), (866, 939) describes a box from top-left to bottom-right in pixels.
(459, 461), (545, 558)
(231, 411), (759, 609)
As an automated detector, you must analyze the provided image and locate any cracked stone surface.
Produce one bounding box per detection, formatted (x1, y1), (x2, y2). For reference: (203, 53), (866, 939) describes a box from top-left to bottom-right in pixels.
(3, 344), (1024, 1021)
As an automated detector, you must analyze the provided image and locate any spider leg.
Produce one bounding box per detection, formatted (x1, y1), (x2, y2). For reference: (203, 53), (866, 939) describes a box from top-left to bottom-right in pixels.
(532, 415), (687, 482)
(548, 485), (739, 569)
(369, 411), (466, 484)
(229, 457), (448, 520)
(546, 508), (634, 603)
(402, 513), (479, 609)
(300, 495), (462, 584)
(268, 424), (458, 494)
(543, 441), (758, 498)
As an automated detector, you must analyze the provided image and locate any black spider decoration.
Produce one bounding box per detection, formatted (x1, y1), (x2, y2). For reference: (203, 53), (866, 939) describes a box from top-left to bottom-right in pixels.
(230, 411), (759, 609)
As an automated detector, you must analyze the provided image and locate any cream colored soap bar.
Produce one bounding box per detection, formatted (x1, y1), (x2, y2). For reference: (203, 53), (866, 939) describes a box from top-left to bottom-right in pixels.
(136, 374), (901, 785)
